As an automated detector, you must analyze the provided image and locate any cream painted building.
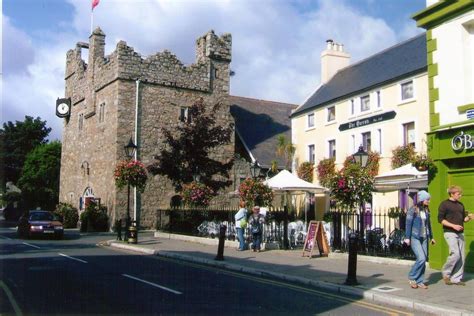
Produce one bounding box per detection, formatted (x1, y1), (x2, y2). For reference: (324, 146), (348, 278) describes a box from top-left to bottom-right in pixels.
(291, 35), (429, 212)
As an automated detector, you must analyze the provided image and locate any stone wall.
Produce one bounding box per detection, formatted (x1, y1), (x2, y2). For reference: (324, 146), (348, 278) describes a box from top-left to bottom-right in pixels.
(60, 27), (234, 229)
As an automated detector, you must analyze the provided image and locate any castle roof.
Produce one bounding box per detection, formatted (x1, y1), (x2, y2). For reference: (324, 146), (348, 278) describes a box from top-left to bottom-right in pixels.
(229, 96), (297, 169)
(292, 33), (427, 117)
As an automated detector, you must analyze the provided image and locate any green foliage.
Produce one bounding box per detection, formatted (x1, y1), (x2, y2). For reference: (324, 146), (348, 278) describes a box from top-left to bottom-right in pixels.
(276, 134), (295, 170)
(388, 207), (402, 219)
(114, 160), (148, 193)
(238, 178), (274, 207)
(391, 145), (416, 169)
(297, 162), (314, 182)
(148, 98), (234, 192)
(17, 141), (61, 211)
(181, 181), (215, 207)
(412, 153), (436, 172)
(80, 200), (109, 232)
(1, 191), (22, 206)
(323, 212), (333, 222)
(0, 116), (51, 184)
(317, 158), (336, 188)
(55, 202), (79, 228)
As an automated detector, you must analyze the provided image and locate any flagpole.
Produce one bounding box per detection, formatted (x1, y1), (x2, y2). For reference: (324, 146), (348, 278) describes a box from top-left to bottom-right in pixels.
(91, 8), (94, 34)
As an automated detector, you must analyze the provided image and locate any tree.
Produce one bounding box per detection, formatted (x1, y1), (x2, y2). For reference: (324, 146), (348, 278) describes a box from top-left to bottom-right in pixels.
(276, 134), (295, 170)
(148, 98), (234, 192)
(0, 116), (51, 185)
(17, 141), (61, 211)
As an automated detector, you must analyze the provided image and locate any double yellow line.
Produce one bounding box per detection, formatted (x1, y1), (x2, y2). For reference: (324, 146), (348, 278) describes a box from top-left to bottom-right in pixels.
(154, 255), (413, 316)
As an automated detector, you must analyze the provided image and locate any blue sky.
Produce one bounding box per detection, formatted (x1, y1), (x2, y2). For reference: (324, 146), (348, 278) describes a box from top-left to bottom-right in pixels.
(2, 0), (426, 140)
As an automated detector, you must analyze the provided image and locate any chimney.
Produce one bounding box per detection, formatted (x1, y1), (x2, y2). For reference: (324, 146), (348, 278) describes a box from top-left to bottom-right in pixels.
(321, 39), (350, 84)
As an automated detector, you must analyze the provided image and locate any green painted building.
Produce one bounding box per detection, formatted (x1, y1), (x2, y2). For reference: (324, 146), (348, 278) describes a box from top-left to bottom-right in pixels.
(413, 0), (474, 272)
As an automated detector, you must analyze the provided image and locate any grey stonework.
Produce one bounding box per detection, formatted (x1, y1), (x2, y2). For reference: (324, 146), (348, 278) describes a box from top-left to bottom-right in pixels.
(60, 27), (234, 229)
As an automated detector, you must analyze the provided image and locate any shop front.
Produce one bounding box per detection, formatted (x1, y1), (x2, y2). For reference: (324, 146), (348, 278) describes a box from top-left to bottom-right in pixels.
(428, 123), (474, 272)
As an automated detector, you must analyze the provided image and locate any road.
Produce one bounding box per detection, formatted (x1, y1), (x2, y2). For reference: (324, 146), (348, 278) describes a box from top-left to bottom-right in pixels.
(0, 225), (421, 315)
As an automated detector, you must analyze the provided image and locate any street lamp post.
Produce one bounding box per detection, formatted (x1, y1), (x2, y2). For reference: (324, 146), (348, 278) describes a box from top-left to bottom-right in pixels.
(250, 160), (261, 179)
(124, 137), (137, 241)
(345, 145), (369, 285)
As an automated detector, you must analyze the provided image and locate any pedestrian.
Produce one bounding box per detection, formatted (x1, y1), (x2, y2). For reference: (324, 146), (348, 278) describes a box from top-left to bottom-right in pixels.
(234, 201), (248, 251)
(438, 185), (473, 286)
(404, 190), (435, 289)
(115, 219), (122, 241)
(248, 205), (265, 252)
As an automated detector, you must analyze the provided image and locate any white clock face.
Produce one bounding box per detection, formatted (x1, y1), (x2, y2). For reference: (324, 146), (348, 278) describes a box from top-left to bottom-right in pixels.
(57, 103), (70, 115)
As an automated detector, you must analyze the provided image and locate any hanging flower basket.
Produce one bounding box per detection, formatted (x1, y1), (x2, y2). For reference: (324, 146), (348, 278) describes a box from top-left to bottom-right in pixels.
(412, 154), (435, 172)
(181, 181), (215, 207)
(238, 178), (274, 207)
(114, 160), (148, 193)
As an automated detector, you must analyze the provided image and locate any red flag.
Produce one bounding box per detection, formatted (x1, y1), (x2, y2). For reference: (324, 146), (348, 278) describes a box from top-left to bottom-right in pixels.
(92, 0), (100, 10)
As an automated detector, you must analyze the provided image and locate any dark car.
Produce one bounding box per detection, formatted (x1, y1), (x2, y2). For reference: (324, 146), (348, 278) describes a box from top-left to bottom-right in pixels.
(17, 211), (64, 239)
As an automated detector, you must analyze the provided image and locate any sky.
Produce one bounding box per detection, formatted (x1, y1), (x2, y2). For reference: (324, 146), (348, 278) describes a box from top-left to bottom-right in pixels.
(1, 0), (426, 140)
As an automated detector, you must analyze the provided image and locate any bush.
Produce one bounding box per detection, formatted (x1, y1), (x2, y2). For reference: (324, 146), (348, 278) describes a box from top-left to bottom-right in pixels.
(297, 162), (314, 183)
(391, 145), (415, 169)
(55, 202), (79, 228)
(80, 201), (109, 232)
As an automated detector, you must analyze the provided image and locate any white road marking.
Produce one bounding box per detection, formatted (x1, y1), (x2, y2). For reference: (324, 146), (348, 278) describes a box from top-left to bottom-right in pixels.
(58, 253), (88, 263)
(122, 274), (182, 295)
(0, 280), (23, 316)
(0, 235), (12, 240)
(22, 242), (41, 249)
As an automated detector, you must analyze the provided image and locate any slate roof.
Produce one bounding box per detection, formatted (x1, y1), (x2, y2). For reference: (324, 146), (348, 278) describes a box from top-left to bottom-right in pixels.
(292, 33), (427, 117)
(229, 96), (297, 169)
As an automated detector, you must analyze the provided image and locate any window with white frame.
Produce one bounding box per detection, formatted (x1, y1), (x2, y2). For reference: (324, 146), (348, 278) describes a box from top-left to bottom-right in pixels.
(99, 103), (105, 123)
(401, 80), (414, 100)
(376, 90), (381, 108)
(308, 144), (315, 164)
(403, 122), (416, 148)
(350, 99), (355, 115)
(327, 106), (335, 122)
(307, 113), (315, 128)
(360, 95), (370, 112)
(362, 132), (371, 152)
(179, 107), (191, 123)
(328, 140), (336, 159)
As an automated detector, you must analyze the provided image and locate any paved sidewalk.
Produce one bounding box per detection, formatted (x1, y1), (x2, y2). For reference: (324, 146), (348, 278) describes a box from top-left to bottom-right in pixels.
(105, 233), (474, 316)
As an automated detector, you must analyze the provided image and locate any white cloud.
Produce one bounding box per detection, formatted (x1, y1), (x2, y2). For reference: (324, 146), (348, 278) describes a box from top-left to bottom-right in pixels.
(2, 0), (421, 138)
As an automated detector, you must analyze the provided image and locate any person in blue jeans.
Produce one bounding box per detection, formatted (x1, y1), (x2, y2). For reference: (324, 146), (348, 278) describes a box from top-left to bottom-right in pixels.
(248, 206), (265, 252)
(234, 201), (248, 251)
(404, 190), (436, 289)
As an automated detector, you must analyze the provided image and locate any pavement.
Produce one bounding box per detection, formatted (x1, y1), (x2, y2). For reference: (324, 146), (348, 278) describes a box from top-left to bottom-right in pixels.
(104, 232), (474, 316)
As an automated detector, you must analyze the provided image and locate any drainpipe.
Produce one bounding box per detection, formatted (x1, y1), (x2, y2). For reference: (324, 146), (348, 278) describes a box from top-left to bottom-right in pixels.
(134, 79), (140, 222)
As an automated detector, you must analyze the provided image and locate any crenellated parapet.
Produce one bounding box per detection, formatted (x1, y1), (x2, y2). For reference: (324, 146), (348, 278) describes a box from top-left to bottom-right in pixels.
(65, 28), (232, 98)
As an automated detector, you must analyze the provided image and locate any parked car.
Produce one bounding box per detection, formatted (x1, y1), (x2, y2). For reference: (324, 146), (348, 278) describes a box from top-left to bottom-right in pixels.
(17, 210), (64, 239)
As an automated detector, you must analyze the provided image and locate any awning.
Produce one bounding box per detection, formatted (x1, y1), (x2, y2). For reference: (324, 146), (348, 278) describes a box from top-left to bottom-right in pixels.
(374, 163), (427, 192)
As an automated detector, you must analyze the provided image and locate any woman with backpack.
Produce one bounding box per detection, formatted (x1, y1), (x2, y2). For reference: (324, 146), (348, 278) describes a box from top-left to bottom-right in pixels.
(248, 205), (265, 252)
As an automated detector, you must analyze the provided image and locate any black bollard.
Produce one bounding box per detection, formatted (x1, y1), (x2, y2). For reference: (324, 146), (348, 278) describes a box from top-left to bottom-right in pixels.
(215, 224), (227, 261)
(345, 232), (359, 285)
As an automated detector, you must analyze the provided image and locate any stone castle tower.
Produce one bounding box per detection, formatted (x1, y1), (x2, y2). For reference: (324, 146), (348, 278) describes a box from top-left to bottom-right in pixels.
(60, 27), (234, 228)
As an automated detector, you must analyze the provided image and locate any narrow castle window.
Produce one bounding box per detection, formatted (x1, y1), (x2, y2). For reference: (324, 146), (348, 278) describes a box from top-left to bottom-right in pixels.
(179, 107), (191, 123)
(99, 103), (106, 123)
(79, 114), (84, 131)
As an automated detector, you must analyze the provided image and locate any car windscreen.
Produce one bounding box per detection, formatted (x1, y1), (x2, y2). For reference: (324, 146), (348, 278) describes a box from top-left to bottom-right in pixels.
(30, 213), (54, 221)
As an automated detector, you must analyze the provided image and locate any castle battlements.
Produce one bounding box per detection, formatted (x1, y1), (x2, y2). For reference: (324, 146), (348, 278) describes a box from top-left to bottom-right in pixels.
(65, 28), (232, 105)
